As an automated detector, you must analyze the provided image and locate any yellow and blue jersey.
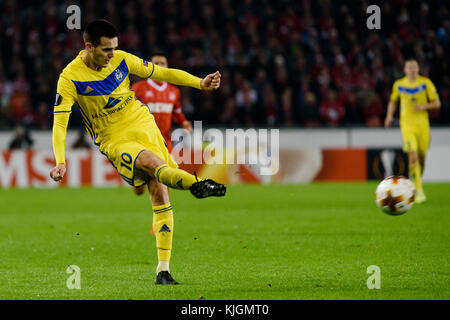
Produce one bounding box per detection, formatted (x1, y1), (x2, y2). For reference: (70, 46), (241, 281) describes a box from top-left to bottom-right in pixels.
(54, 49), (156, 145)
(390, 75), (439, 127)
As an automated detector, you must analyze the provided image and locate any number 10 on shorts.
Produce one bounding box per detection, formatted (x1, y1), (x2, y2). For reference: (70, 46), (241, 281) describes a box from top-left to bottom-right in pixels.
(121, 152), (133, 171)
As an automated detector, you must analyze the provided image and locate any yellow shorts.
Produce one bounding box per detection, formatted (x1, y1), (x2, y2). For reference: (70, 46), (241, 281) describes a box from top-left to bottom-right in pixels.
(401, 125), (430, 155)
(99, 116), (178, 187)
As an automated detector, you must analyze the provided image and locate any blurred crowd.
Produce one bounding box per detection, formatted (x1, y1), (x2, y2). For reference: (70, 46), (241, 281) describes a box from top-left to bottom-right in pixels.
(0, 0), (449, 134)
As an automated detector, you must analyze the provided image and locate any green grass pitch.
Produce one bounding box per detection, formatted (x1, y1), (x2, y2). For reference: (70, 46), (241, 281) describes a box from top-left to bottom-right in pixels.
(0, 183), (449, 300)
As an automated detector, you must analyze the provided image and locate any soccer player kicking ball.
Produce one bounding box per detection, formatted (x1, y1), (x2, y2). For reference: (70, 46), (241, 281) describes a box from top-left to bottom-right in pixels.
(385, 59), (441, 203)
(49, 19), (226, 285)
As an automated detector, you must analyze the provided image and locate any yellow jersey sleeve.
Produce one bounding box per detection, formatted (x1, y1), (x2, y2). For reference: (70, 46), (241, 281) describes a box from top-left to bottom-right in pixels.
(425, 78), (439, 101)
(390, 81), (400, 102)
(122, 50), (155, 78)
(52, 74), (77, 164)
(151, 65), (202, 89)
(122, 50), (202, 89)
(54, 73), (77, 112)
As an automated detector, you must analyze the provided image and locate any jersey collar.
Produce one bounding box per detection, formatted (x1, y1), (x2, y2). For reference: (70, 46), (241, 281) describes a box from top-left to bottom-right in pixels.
(147, 79), (167, 91)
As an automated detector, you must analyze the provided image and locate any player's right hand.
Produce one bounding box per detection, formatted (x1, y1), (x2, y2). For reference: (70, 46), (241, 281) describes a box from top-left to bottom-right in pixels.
(50, 163), (66, 182)
(384, 115), (393, 128)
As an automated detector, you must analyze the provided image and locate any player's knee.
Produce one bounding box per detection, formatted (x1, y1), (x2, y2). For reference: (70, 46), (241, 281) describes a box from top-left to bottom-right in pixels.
(136, 150), (165, 176)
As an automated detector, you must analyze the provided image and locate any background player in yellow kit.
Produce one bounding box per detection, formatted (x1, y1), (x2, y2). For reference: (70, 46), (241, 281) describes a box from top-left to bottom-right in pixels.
(385, 59), (441, 203)
(49, 20), (226, 285)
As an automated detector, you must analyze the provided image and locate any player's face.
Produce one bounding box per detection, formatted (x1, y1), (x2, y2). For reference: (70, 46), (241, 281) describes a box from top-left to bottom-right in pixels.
(151, 56), (168, 68)
(91, 36), (118, 68)
(404, 61), (419, 79)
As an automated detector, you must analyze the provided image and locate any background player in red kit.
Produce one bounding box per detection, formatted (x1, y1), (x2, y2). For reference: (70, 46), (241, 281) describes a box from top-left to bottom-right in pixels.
(131, 53), (192, 195)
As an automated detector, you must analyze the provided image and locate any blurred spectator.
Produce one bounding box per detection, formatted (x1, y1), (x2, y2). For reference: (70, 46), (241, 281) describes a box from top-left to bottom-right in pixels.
(0, 0), (448, 130)
(235, 80), (258, 127)
(340, 88), (361, 125)
(34, 102), (51, 129)
(320, 90), (345, 127)
(219, 96), (237, 126)
(299, 91), (321, 128)
(363, 93), (384, 127)
(262, 84), (278, 127)
(8, 126), (33, 149)
(281, 88), (293, 127)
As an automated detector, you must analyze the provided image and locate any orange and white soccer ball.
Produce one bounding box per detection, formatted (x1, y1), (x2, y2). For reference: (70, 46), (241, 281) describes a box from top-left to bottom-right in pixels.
(375, 176), (415, 215)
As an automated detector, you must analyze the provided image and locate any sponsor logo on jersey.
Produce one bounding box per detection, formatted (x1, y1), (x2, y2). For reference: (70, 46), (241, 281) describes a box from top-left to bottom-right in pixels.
(92, 96), (133, 118)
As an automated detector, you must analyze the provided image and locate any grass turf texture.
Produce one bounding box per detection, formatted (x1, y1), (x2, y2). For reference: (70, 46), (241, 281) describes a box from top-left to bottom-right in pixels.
(0, 183), (449, 300)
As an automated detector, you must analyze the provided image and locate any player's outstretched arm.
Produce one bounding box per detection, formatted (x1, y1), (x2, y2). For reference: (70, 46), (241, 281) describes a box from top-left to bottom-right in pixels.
(124, 51), (221, 90)
(384, 100), (397, 128)
(150, 64), (221, 91)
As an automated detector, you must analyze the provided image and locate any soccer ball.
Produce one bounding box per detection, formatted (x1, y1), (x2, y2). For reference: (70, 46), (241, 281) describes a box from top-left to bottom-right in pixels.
(375, 176), (415, 215)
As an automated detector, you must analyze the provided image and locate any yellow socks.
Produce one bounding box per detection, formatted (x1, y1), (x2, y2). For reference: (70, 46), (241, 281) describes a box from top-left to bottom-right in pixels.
(152, 203), (174, 273)
(151, 165), (199, 274)
(154, 164), (198, 190)
(409, 161), (423, 192)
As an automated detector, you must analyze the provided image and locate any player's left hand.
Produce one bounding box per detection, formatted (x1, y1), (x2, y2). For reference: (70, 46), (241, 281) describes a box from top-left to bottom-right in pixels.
(200, 71), (221, 90)
(414, 104), (427, 112)
(182, 120), (192, 132)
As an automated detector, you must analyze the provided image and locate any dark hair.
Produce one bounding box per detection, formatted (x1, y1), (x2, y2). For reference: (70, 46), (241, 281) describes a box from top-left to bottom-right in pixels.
(151, 52), (167, 59)
(83, 19), (118, 46)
